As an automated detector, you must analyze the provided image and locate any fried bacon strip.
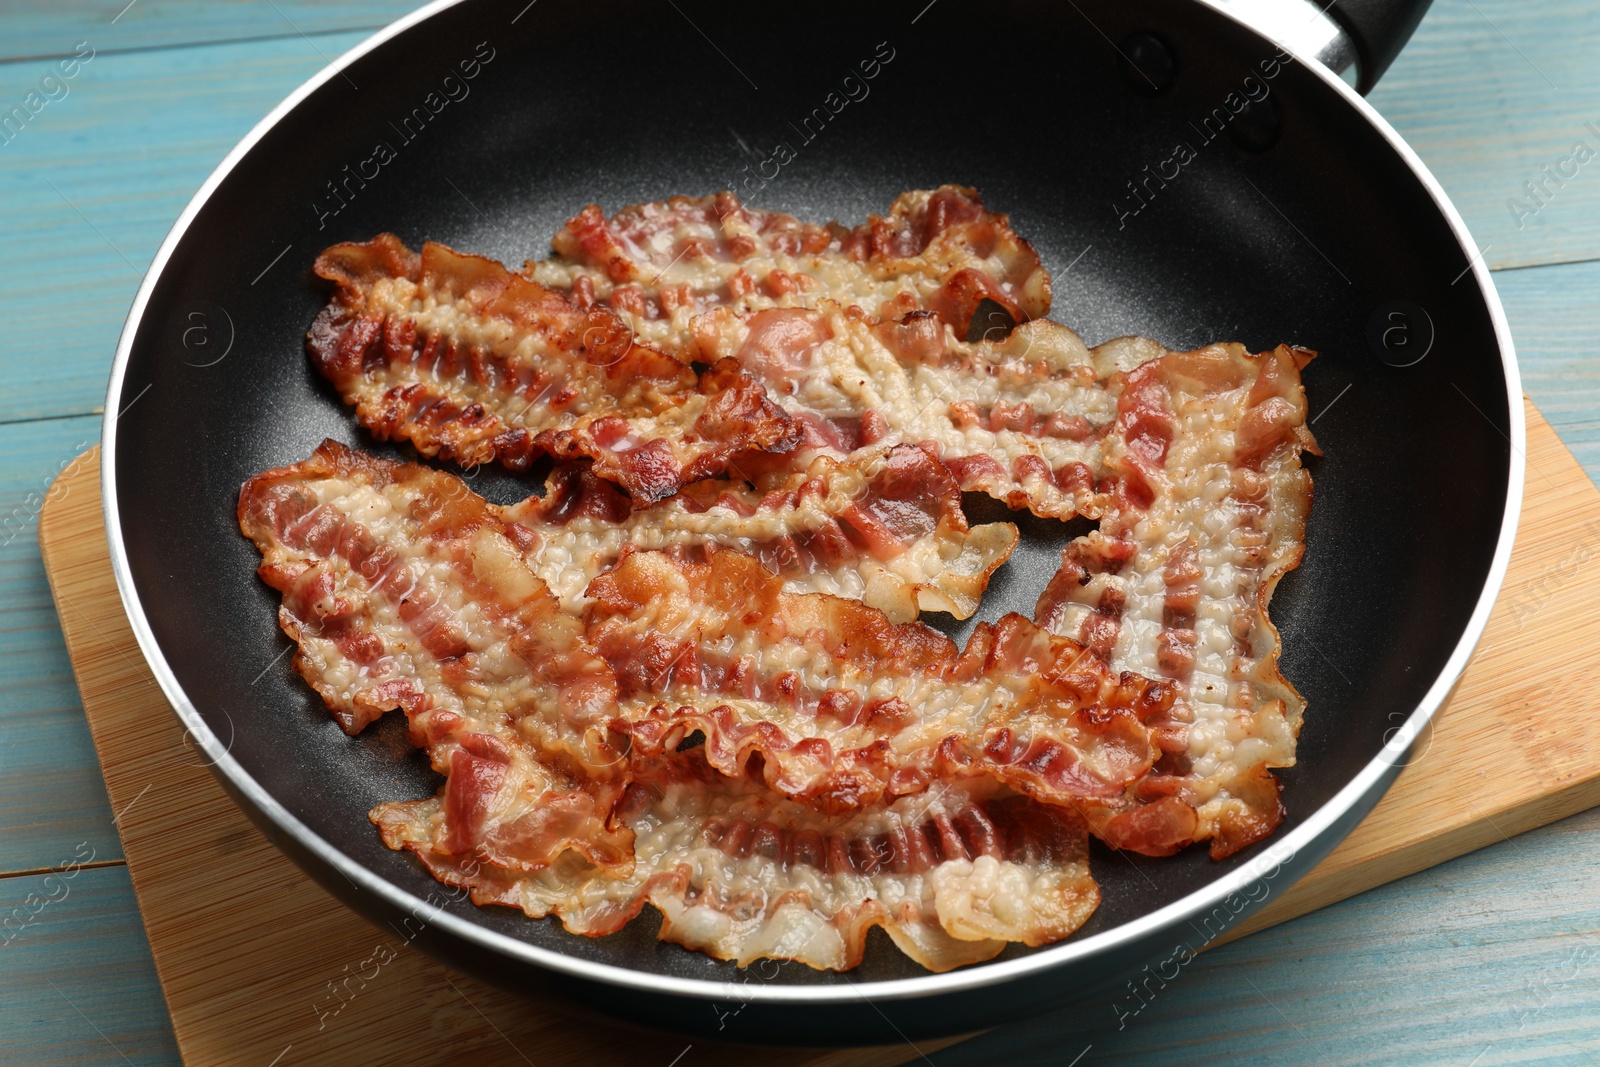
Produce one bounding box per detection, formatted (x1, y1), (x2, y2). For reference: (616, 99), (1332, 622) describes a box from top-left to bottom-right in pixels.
(503, 443), (1018, 622)
(240, 445), (1105, 970)
(1036, 342), (1318, 859)
(375, 753), (1099, 973)
(305, 191), (1073, 513)
(528, 185), (1051, 352)
(239, 444), (1162, 818)
(308, 235), (797, 502)
(264, 188), (1326, 971)
(694, 304), (1120, 519)
(238, 440), (633, 870)
(586, 549), (1183, 814)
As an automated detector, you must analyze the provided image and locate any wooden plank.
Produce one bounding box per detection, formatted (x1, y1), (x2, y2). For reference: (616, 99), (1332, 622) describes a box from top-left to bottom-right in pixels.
(0, 414), (123, 874)
(1498, 259), (1600, 481)
(0, 31), (370, 423)
(1369, 0), (1600, 271)
(0, 864), (181, 1066)
(0, 1), (413, 62)
(36, 397), (1600, 1066)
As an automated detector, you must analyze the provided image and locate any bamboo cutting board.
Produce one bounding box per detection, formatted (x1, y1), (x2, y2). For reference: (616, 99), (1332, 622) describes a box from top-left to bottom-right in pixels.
(38, 397), (1600, 1066)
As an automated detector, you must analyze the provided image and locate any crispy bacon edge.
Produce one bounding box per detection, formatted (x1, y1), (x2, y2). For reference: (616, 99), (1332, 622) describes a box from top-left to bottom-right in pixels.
(547, 184), (1051, 339)
(510, 442), (1019, 621)
(585, 548), (1183, 815)
(239, 443), (1106, 971)
(307, 234), (799, 502)
(1036, 343), (1319, 859)
(375, 750), (1102, 973)
(238, 439), (635, 873)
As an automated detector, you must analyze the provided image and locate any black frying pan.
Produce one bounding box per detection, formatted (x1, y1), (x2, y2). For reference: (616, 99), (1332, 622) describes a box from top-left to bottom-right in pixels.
(102, 0), (1522, 1046)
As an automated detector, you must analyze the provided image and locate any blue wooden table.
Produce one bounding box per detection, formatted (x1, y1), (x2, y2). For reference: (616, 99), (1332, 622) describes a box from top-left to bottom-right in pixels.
(2, 2), (1597, 1063)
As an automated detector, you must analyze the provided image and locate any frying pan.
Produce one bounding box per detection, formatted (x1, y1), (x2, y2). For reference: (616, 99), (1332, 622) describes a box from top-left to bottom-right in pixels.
(101, 0), (1522, 1046)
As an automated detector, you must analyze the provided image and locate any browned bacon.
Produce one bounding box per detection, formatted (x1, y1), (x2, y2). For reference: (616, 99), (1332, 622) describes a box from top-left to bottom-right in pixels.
(524, 188), (1119, 523)
(308, 235), (797, 502)
(375, 751), (1100, 972)
(240, 443), (1106, 970)
(695, 303), (1122, 520)
(503, 443), (1018, 621)
(1035, 342), (1318, 858)
(263, 188), (1328, 970)
(585, 549), (1182, 815)
(528, 185), (1051, 353)
(238, 440), (633, 871)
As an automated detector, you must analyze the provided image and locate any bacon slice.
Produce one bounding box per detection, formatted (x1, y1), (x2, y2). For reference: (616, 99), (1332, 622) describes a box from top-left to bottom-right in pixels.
(269, 188), (1329, 969)
(238, 440), (632, 870)
(504, 443), (1018, 622)
(693, 303), (1118, 519)
(528, 185), (1051, 353)
(374, 754), (1099, 973)
(308, 235), (797, 502)
(585, 549), (1181, 814)
(1035, 342), (1318, 859)
(239, 444), (1105, 971)
(525, 188), (1113, 523)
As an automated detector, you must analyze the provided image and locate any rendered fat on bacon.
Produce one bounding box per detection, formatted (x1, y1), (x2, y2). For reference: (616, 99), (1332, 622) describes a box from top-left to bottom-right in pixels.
(585, 549), (1184, 815)
(239, 444), (1107, 971)
(1035, 341), (1318, 859)
(307, 234), (797, 502)
(238, 440), (633, 871)
(694, 302), (1118, 519)
(374, 752), (1100, 973)
(503, 443), (1018, 622)
(527, 185), (1052, 354)
(258, 188), (1328, 973)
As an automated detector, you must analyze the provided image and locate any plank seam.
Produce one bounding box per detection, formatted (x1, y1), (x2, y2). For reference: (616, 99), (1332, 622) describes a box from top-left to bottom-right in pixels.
(0, 24), (390, 69)
(0, 411), (104, 431)
(0, 858), (127, 882)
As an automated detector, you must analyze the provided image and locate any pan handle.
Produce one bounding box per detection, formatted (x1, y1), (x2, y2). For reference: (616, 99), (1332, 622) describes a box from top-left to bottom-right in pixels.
(1329, 0), (1434, 92)
(1215, 0), (1433, 93)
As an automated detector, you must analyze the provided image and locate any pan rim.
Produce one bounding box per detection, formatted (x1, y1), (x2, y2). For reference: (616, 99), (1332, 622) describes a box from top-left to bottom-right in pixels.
(100, 0), (1524, 1006)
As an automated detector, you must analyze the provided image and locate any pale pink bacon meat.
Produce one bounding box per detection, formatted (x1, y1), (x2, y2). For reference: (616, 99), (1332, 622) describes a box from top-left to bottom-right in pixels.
(695, 303), (1120, 520)
(1036, 341), (1318, 859)
(527, 185), (1051, 354)
(585, 549), (1182, 815)
(308, 235), (797, 502)
(375, 751), (1100, 973)
(238, 440), (633, 871)
(503, 443), (1018, 622)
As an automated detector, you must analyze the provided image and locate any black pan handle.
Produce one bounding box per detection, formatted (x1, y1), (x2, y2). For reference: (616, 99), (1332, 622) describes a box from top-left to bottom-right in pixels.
(1221, 0), (1433, 93)
(1329, 0), (1434, 92)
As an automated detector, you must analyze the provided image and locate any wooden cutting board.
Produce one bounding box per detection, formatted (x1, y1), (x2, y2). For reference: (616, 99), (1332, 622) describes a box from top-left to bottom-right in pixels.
(39, 396), (1600, 1067)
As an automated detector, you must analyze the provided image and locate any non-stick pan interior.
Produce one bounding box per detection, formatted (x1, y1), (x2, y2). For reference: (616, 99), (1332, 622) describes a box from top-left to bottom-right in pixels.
(111, 0), (1511, 990)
